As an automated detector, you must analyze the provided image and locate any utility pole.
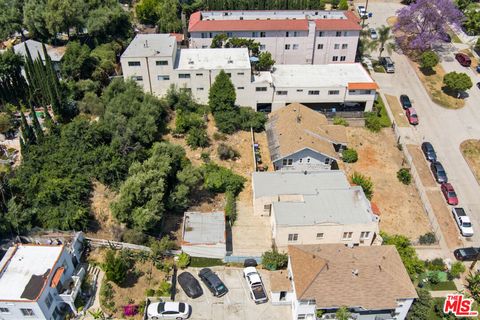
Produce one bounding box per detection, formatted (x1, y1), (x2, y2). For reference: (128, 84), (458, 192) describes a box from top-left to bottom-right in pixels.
(361, 0), (370, 29)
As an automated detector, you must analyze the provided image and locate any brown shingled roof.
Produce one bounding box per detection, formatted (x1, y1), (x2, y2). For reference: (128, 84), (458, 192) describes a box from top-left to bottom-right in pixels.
(270, 270), (292, 292)
(266, 103), (347, 161)
(288, 244), (417, 310)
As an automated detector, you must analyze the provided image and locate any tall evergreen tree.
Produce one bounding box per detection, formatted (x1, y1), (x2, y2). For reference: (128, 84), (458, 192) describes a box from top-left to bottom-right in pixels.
(20, 112), (36, 145)
(30, 106), (44, 141)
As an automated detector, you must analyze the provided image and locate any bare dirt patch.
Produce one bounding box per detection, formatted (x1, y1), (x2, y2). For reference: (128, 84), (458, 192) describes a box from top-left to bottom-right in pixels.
(406, 145), (437, 188)
(460, 139), (480, 185)
(86, 181), (120, 241)
(384, 94), (409, 127)
(343, 127), (431, 240)
(426, 190), (463, 249)
(411, 62), (465, 109)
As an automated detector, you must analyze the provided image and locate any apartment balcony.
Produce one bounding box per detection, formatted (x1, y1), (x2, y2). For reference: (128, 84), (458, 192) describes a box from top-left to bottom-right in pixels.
(57, 265), (86, 305)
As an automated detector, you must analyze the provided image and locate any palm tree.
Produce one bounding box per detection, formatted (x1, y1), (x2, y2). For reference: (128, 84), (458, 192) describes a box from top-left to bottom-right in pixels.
(366, 25), (395, 58)
(466, 271), (480, 302)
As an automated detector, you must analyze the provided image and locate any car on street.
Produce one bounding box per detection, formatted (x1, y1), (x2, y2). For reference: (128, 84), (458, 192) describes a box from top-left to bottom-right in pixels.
(177, 272), (203, 299)
(357, 5), (368, 18)
(405, 107), (419, 125)
(477, 82), (480, 89)
(430, 161), (448, 183)
(454, 247), (480, 261)
(399, 94), (412, 109)
(441, 183), (459, 205)
(380, 57), (395, 73)
(421, 142), (437, 162)
(452, 207), (474, 237)
(442, 33), (452, 43)
(198, 268), (228, 297)
(147, 301), (191, 319)
(455, 52), (472, 67)
(243, 267), (268, 304)
(369, 28), (378, 39)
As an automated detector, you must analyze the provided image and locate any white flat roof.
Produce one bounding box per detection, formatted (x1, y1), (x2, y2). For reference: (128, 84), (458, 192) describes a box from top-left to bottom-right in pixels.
(271, 63), (374, 88)
(0, 245), (63, 301)
(201, 10), (346, 20)
(121, 34), (176, 58)
(176, 48), (250, 70)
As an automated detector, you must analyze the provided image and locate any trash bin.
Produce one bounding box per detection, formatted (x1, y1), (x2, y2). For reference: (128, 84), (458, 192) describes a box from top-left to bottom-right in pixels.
(368, 12), (373, 18)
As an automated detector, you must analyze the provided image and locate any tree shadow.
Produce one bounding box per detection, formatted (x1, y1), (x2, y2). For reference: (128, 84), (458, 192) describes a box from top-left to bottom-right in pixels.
(420, 67), (436, 76)
(119, 269), (145, 288)
(441, 86), (468, 99)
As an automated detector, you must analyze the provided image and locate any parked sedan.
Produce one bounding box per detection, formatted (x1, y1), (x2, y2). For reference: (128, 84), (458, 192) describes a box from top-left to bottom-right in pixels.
(369, 28), (378, 39)
(198, 268), (228, 297)
(421, 142), (437, 162)
(430, 161), (448, 183)
(177, 272), (203, 299)
(455, 52), (472, 67)
(399, 94), (412, 109)
(441, 182), (459, 205)
(405, 107), (419, 125)
(147, 301), (191, 319)
(454, 247), (480, 261)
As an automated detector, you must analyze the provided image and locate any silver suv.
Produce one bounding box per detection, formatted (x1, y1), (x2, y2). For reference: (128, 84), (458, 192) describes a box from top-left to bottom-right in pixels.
(381, 57), (395, 73)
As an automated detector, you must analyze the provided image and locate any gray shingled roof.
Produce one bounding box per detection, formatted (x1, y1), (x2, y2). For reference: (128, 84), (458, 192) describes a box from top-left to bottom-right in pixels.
(273, 186), (375, 226)
(252, 171), (350, 198)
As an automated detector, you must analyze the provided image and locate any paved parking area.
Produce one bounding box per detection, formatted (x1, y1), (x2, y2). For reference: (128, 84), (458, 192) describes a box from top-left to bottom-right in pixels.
(175, 267), (291, 320)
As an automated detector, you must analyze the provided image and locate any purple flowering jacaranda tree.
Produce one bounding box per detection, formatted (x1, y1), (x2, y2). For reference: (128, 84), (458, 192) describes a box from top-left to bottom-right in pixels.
(394, 0), (464, 52)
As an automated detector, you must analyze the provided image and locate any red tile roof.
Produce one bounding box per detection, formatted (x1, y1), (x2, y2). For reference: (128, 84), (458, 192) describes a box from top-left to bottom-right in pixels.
(189, 16), (309, 32)
(315, 11), (361, 31)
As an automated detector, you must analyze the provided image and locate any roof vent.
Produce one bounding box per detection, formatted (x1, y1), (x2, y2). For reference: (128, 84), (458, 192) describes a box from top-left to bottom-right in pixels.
(188, 58), (194, 65)
(304, 170), (307, 175)
(144, 40), (149, 48)
(352, 269), (359, 276)
(227, 57), (233, 64)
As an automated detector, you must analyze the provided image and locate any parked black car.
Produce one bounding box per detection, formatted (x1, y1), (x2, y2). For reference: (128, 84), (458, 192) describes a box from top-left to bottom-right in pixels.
(421, 142), (437, 162)
(430, 161), (448, 183)
(454, 247), (480, 261)
(198, 268), (228, 297)
(399, 94), (412, 109)
(243, 259), (258, 267)
(177, 272), (203, 299)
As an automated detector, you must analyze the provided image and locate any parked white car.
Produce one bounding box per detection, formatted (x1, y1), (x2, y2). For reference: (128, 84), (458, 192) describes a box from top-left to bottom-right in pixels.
(369, 28), (378, 40)
(452, 207), (474, 237)
(357, 5), (368, 18)
(147, 302), (191, 319)
(243, 267), (268, 304)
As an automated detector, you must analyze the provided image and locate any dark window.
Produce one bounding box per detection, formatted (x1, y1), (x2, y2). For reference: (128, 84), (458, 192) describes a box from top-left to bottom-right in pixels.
(0, 308), (9, 313)
(178, 73), (191, 79)
(21, 309), (35, 316)
(336, 31), (342, 37)
(256, 87), (267, 92)
(156, 60), (168, 66)
(128, 61), (140, 67)
(260, 32), (266, 37)
(340, 56), (346, 61)
(317, 44), (324, 49)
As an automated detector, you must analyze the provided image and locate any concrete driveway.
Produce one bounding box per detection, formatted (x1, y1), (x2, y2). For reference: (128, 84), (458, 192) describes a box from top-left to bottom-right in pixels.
(365, 2), (480, 251)
(175, 267), (291, 320)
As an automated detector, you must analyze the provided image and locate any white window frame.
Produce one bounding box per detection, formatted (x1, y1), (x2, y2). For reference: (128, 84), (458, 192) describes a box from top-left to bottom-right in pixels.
(21, 309), (35, 316)
(316, 233), (324, 239)
(342, 232), (353, 240)
(328, 90), (340, 95)
(288, 233), (298, 242)
(276, 90), (288, 96)
(128, 61), (140, 67)
(156, 60), (168, 66)
(256, 87), (267, 92)
(292, 44), (299, 50)
(308, 90), (320, 95)
(157, 75), (169, 81)
(334, 44), (340, 49)
(178, 73), (191, 79)
(360, 231), (370, 240)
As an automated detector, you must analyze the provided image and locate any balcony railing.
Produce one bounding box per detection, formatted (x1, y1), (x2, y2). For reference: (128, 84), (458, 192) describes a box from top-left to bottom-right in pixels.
(57, 266), (86, 304)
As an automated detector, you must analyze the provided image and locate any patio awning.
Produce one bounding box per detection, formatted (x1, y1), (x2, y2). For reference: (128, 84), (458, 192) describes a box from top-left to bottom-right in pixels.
(50, 266), (64, 288)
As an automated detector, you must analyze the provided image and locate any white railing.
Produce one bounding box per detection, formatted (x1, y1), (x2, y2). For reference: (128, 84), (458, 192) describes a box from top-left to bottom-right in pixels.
(58, 266), (85, 303)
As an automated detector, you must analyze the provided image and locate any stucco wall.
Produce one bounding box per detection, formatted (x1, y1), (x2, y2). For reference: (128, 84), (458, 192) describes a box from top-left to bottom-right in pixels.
(273, 148), (334, 171)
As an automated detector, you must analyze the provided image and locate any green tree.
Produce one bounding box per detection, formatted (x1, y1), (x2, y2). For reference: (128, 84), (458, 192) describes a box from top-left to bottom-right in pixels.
(420, 51), (439, 71)
(209, 70), (236, 113)
(338, 0), (349, 10)
(261, 250), (288, 270)
(0, 0), (24, 40)
(382, 232), (425, 278)
(0, 113), (13, 134)
(351, 172), (373, 200)
(211, 33), (228, 48)
(367, 25), (395, 57)
(186, 127), (209, 149)
(78, 92), (105, 116)
(61, 41), (96, 80)
(407, 289), (432, 320)
(44, 0), (86, 38)
(177, 252), (190, 269)
(466, 271), (480, 302)
(150, 236), (176, 259)
(449, 261), (466, 279)
(342, 149), (358, 163)
(157, 0), (182, 32)
(202, 162), (245, 195)
(256, 51), (275, 71)
(23, 0), (51, 40)
(397, 168), (412, 185)
(443, 71), (473, 96)
(136, 0), (161, 25)
(103, 249), (131, 285)
(335, 307), (351, 320)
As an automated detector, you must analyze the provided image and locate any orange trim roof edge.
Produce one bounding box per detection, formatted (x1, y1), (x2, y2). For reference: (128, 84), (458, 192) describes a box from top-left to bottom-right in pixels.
(347, 82), (379, 90)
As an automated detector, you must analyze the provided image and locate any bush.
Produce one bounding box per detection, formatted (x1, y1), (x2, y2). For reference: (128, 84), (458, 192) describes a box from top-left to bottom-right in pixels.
(333, 116), (349, 126)
(425, 258), (446, 271)
(100, 281), (115, 312)
(342, 149), (358, 163)
(156, 281), (172, 296)
(418, 232), (436, 245)
(218, 143), (239, 160)
(261, 250), (288, 270)
(397, 168), (412, 185)
(213, 132), (227, 141)
(202, 163), (246, 195)
(201, 151), (210, 162)
(365, 112), (382, 132)
(443, 71), (473, 95)
(175, 112), (204, 134)
(225, 191), (237, 223)
(351, 172), (374, 200)
(186, 127), (209, 149)
(420, 51), (439, 70)
(145, 288), (155, 297)
(177, 252), (190, 269)
(428, 272), (440, 285)
(103, 249), (132, 285)
(121, 228), (148, 245)
(449, 261), (466, 279)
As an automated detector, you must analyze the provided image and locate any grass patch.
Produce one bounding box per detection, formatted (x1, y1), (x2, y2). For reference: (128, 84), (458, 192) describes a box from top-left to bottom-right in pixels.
(429, 281), (457, 291)
(374, 96), (391, 127)
(461, 140), (480, 184)
(418, 271), (457, 291)
(373, 65), (385, 73)
(384, 94), (410, 127)
(189, 257), (225, 268)
(414, 63), (465, 109)
(448, 29), (462, 44)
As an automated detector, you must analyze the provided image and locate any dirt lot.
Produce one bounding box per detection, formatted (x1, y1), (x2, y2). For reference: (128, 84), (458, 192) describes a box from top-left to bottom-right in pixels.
(407, 145), (437, 188)
(86, 182), (120, 241)
(343, 127), (431, 240)
(460, 139), (480, 184)
(88, 248), (168, 320)
(384, 94), (409, 127)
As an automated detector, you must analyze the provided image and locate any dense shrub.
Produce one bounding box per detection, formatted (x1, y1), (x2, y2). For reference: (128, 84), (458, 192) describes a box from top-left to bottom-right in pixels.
(333, 116), (349, 126)
(186, 127), (209, 149)
(342, 149), (358, 163)
(261, 250), (288, 270)
(424, 258), (446, 271)
(448, 261), (466, 279)
(100, 281), (116, 312)
(397, 168), (412, 185)
(225, 191), (237, 223)
(175, 112), (204, 134)
(213, 132), (227, 141)
(121, 229), (148, 245)
(177, 252), (191, 269)
(351, 172), (374, 200)
(218, 143), (239, 160)
(418, 232), (436, 245)
(156, 281), (172, 296)
(201, 163), (246, 195)
(103, 249), (133, 285)
(365, 112), (382, 132)
(420, 51), (439, 70)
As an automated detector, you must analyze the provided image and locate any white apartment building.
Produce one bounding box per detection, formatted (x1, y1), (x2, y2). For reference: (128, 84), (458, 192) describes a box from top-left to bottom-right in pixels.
(121, 34), (378, 114)
(188, 10), (361, 65)
(0, 233), (85, 320)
